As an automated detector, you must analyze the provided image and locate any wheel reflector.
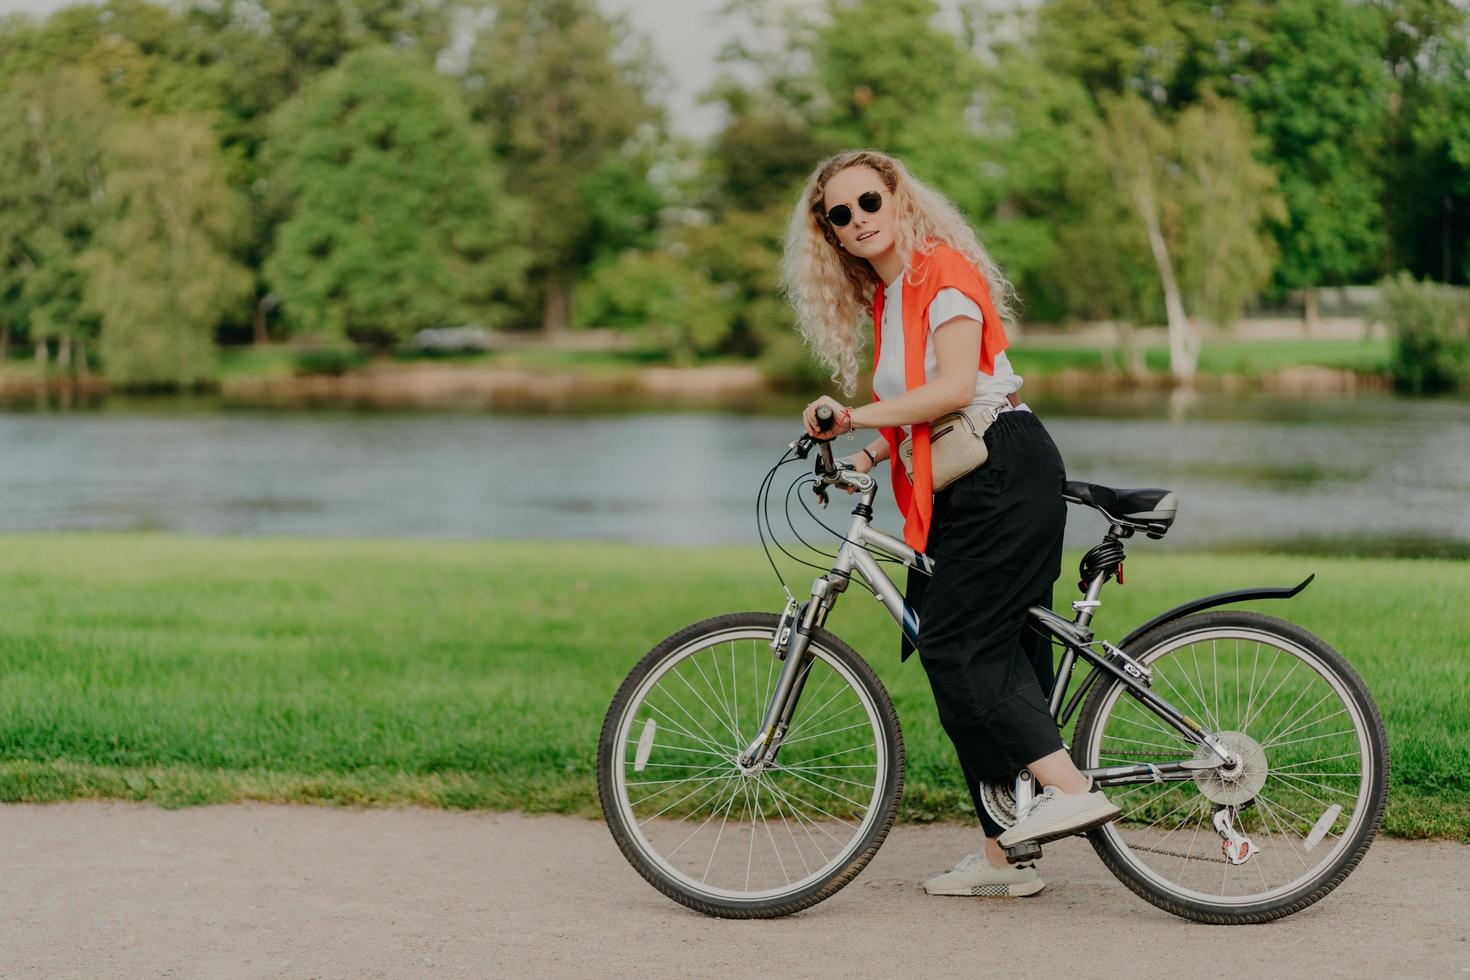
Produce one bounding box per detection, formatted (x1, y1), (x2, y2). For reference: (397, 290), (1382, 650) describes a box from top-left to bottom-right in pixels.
(634, 718), (656, 771)
(1304, 804), (1342, 851)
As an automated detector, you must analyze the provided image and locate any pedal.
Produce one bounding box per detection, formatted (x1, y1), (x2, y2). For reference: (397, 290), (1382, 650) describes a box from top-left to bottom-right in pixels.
(1002, 841), (1042, 865)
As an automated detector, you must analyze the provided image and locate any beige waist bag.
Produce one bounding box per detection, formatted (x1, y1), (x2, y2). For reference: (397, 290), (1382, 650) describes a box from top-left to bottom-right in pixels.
(898, 407), (999, 492)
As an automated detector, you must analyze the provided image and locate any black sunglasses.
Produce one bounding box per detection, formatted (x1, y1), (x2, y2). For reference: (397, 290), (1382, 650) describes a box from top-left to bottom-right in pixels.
(825, 190), (883, 228)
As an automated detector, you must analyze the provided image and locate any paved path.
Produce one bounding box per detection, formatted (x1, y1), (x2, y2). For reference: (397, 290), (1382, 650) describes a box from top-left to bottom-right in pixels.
(1, 804), (1466, 978)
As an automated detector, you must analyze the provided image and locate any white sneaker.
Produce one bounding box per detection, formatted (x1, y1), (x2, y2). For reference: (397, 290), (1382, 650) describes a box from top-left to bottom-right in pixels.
(922, 850), (1045, 897)
(997, 780), (1121, 849)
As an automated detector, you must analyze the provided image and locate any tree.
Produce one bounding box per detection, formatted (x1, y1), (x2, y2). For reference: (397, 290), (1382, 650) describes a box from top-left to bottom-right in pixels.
(1055, 146), (1163, 380)
(967, 38), (1101, 323)
(264, 46), (531, 344)
(574, 250), (736, 359)
(810, 0), (985, 211)
(81, 115), (252, 385)
(1230, 0), (1391, 326)
(0, 69), (115, 372)
(714, 0), (991, 217)
(1376, 0), (1470, 284)
(1174, 95), (1286, 332)
(462, 0), (666, 335)
(1090, 94), (1282, 383)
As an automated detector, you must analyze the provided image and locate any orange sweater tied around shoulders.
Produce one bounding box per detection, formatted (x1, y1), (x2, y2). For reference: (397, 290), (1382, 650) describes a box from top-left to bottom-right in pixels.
(871, 242), (1010, 554)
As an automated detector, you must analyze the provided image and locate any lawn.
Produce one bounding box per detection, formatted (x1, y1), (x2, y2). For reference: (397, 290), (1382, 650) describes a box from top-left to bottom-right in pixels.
(1006, 336), (1392, 379)
(0, 536), (1462, 839)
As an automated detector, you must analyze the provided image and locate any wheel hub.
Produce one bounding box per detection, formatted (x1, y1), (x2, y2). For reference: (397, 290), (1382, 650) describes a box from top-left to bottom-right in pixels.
(1193, 731), (1267, 805)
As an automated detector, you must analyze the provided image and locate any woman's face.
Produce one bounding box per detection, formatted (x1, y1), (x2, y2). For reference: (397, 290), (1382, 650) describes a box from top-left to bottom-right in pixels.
(821, 165), (895, 263)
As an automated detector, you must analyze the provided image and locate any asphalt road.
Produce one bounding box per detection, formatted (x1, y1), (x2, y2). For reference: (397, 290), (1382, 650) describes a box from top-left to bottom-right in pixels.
(1, 804), (1466, 978)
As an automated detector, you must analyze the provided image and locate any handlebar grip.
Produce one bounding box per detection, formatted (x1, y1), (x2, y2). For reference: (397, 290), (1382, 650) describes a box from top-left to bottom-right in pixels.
(814, 405), (834, 433)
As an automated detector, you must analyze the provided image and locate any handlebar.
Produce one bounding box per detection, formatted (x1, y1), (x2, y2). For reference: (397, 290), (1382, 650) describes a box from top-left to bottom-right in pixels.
(795, 405), (868, 508)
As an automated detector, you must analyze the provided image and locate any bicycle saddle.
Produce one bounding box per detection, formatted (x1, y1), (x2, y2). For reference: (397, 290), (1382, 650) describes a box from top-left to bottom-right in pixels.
(1063, 481), (1179, 537)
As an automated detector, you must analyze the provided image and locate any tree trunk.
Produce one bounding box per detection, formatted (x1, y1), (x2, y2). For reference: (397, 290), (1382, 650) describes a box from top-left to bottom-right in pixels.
(541, 267), (572, 337)
(58, 333), (71, 370)
(0, 322), (9, 361)
(1113, 320), (1148, 382)
(76, 338), (89, 376)
(1304, 284), (1319, 335)
(35, 337), (46, 368)
(253, 296), (269, 345)
(1131, 182), (1197, 384)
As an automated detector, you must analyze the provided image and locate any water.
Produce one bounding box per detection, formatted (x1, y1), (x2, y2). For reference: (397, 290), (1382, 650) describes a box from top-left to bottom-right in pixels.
(2, 392), (1468, 554)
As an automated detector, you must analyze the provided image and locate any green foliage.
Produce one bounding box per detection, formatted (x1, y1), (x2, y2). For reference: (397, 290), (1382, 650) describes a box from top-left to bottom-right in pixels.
(291, 344), (368, 377)
(1026, 0), (1260, 107)
(81, 115), (252, 386)
(810, 0), (986, 208)
(1372, 271), (1470, 392)
(573, 250), (736, 358)
(1077, 92), (1283, 380)
(1173, 95), (1286, 330)
(463, 0), (665, 332)
(1372, 0), (1470, 283)
(1232, 0), (1391, 294)
(264, 47), (531, 345)
(0, 69), (115, 353)
(702, 109), (837, 215)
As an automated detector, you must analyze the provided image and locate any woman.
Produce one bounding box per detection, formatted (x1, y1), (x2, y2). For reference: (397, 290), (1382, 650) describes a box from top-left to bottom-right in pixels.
(780, 149), (1120, 899)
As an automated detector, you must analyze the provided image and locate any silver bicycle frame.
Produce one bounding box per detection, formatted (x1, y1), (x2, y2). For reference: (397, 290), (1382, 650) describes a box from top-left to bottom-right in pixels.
(737, 457), (1234, 785)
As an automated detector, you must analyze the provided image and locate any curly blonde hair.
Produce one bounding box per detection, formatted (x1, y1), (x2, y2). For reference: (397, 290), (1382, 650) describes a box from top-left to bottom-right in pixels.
(780, 149), (1021, 397)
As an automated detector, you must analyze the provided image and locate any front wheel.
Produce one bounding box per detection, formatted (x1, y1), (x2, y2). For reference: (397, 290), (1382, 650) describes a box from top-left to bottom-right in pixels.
(1074, 610), (1389, 924)
(596, 613), (904, 919)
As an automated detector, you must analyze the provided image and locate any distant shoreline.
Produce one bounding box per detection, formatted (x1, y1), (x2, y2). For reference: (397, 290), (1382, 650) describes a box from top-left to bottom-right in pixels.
(0, 359), (1393, 410)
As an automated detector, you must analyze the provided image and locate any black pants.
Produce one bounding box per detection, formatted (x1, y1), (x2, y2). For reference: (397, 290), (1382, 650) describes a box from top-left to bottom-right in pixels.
(903, 411), (1068, 838)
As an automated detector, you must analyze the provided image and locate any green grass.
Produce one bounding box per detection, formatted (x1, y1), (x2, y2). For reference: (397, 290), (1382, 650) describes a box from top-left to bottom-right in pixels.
(0, 536), (1463, 837)
(209, 334), (1393, 386)
(1008, 336), (1392, 379)
(216, 345), (301, 381)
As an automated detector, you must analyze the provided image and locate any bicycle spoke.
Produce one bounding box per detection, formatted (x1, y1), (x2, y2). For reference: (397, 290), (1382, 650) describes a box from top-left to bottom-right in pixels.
(700, 775), (747, 884)
(1270, 769), (1361, 800)
(771, 763), (877, 791)
(778, 720), (872, 746)
(1082, 623), (1383, 917)
(639, 700), (731, 755)
(782, 678), (854, 745)
(690, 651), (741, 745)
(609, 625), (890, 904)
(670, 661), (743, 746)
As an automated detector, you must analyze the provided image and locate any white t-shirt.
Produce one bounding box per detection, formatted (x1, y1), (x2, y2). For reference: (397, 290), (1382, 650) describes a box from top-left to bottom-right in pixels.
(872, 279), (1025, 437)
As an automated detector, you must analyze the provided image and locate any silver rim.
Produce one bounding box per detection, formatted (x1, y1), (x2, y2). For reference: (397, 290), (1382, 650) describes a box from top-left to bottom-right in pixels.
(1083, 627), (1374, 908)
(611, 627), (890, 903)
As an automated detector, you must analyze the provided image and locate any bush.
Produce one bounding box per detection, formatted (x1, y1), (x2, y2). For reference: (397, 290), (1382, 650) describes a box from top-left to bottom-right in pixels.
(1372, 272), (1470, 394)
(292, 345), (366, 377)
(573, 250), (737, 360)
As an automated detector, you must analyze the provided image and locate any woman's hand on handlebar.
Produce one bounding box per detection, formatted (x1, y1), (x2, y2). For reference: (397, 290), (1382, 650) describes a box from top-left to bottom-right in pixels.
(802, 395), (854, 439)
(834, 450), (874, 493)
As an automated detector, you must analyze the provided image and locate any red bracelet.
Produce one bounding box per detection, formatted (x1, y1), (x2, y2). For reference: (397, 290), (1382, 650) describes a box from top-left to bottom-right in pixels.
(839, 406), (853, 433)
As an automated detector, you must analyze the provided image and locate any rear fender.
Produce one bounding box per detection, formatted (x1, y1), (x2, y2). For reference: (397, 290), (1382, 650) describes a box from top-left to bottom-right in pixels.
(1118, 574), (1315, 650)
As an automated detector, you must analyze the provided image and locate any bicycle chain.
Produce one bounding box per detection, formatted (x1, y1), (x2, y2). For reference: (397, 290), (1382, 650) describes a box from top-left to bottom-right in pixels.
(1129, 844), (1230, 865)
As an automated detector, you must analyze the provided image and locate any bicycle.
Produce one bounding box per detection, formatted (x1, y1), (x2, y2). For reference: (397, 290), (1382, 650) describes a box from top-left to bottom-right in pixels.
(596, 408), (1389, 924)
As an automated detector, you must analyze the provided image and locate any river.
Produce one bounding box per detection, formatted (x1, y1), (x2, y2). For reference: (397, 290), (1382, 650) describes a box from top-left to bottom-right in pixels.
(2, 391), (1467, 556)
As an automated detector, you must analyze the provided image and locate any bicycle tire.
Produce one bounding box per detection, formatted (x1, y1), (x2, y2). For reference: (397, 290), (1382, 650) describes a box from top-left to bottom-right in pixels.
(1073, 610), (1389, 924)
(597, 612), (904, 919)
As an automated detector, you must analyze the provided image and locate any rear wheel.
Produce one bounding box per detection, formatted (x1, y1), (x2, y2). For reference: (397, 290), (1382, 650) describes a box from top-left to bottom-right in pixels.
(1074, 611), (1389, 924)
(597, 613), (904, 918)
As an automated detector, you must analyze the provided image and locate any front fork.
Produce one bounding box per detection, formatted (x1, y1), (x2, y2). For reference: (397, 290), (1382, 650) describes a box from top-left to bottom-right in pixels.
(737, 579), (843, 769)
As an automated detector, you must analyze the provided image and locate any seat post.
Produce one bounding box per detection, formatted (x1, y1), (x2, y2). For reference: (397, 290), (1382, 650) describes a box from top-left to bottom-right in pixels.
(1073, 526), (1129, 630)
